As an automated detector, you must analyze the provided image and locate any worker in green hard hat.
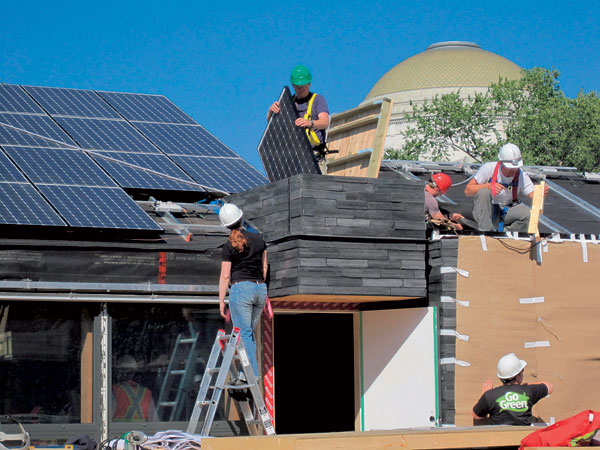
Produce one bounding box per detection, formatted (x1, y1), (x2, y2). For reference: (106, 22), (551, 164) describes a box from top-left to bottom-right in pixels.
(267, 64), (329, 154)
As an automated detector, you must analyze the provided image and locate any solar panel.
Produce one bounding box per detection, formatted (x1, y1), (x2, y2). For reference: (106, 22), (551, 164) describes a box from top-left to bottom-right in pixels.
(54, 117), (157, 152)
(170, 155), (267, 193)
(258, 86), (321, 182)
(0, 151), (29, 182)
(0, 84), (44, 114)
(0, 182), (66, 226)
(97, 91), (195, 124)
(90, 151), (197, 191)
(5, 147), (116, 186)
(0, 113), (76, 148)
(24, 86), (120, 119)
(37, 185), (162, 230)
(132, 122), (238, 157)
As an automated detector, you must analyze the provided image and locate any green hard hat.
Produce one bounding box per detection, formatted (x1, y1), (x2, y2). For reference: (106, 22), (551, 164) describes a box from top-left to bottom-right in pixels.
(290, 64), (312, 86)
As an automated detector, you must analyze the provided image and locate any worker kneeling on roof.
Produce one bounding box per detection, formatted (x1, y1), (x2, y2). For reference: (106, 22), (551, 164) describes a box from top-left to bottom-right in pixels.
(473, 353), (553, 425)
(424, 173), (464, 230)
(464, 143), (548, 232)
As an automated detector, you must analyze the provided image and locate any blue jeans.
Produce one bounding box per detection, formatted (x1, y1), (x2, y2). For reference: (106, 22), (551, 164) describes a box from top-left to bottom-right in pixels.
(228, 281), (267, 377)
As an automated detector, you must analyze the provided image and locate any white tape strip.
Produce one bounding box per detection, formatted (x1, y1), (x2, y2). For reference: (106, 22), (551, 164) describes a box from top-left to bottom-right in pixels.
(440, 357), (471, 367)
(524, 340), (550, 348)
(570, 234), (576, 241)
(550, 233), (562, 243)
(480, 235), (488, 251)
(519, 297), (545, 304)
(542, 239), (549, 253)
(441, 267), (470, 277)
(440, 329), (469, 341)
(441, 296), (470, 307)
(580, 234), (588, 263)
(592, 235), (598, 245)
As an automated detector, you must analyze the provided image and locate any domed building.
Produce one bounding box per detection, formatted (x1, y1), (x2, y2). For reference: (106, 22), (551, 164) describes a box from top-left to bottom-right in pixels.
(361, 41), (523, 161)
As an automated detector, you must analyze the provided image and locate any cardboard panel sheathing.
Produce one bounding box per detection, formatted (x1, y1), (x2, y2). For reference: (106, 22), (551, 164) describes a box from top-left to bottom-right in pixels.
(453, 236), (600, 426)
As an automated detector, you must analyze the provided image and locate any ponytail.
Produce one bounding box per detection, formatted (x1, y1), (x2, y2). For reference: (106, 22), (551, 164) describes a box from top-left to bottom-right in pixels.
(229, 229), (247, 252)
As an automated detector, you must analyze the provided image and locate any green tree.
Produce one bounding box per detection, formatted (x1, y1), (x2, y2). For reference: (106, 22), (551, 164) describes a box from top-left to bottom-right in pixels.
(388, 67), (600, 172)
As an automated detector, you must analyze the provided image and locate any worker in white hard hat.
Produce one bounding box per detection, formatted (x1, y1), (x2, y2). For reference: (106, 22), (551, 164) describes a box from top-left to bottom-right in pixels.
(464, 143), (549, 232)
(111, 355), (158, 422)
(218, 203), (267, 378)
(472, 353), (554, 425)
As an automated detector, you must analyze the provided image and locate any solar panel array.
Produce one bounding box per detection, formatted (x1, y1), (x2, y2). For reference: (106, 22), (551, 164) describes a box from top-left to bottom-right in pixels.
(0, 83), (268, 231)
(257, 86), (321, 182)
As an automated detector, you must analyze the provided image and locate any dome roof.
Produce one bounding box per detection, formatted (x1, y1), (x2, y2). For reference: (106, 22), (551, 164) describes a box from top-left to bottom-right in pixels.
(365, 41), (522, 100)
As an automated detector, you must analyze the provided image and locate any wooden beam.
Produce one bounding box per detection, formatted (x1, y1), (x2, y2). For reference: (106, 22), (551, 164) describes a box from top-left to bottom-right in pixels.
(201, 426), (534, 450)
(327, 116), (380, 137)
(527, 181), (546, 237)
(326, 150), (372, 168)
(269, 294), (419, 304)
(367, 97), (393, 178)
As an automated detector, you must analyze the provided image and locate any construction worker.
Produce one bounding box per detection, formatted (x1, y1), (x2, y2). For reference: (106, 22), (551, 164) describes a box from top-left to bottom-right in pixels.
(464, 143), (548, 232)
(473, 353), (554, 425)
(425, 173), (463, 230)
(219, 203), (267, 378)
(111, 355), (158, 422)
(267, 64), (330, 167)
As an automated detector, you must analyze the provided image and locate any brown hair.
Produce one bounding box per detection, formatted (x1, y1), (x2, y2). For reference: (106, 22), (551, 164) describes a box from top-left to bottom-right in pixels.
(229, 228), (247, 252)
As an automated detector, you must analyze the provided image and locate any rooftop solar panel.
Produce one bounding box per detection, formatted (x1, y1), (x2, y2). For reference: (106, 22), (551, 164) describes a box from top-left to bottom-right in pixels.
(0, 84), (44, 114)
(0, 113), (76, 148)
(0, 182), (66, 226)
(132, 122), (238, 157)
(5, 146), (116, 187)
(0, 151), (29, 182)
(90, 151), (197, 191)
(24, 86), (121, 119)
(170, 155), (267, 193)
(97, 91), (195, 124)
(37, 185), (162, 230)
(258, 86), (321, 182)
(54, 117), (157, 152)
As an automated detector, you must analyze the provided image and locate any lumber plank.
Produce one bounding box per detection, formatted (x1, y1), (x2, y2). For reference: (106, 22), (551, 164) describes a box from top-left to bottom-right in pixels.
(527, 181), (546, 236)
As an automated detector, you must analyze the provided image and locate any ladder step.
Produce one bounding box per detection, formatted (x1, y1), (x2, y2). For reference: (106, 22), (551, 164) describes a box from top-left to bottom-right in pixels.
(159, 401), (176, 407)
(179, 338), (197, 344)
(170, 370), (185, 375)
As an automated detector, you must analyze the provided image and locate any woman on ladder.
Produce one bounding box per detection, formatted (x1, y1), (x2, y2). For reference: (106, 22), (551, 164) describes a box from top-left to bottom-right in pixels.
(218, 203), (267, 378)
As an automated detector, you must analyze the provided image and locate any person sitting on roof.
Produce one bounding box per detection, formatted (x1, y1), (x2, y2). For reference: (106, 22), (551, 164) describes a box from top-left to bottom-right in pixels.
(111, 355), (159, 422)
(473, 353), (554, 425)
(425, 173), (463, 230)
(464, 143), (548, 232)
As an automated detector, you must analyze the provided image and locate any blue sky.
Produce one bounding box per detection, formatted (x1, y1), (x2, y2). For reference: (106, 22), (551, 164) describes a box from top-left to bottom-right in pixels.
(2, 0), (598, 173)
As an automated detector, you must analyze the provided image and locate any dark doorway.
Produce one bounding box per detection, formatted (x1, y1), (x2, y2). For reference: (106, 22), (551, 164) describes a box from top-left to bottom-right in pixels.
(273, 313), (355, 434)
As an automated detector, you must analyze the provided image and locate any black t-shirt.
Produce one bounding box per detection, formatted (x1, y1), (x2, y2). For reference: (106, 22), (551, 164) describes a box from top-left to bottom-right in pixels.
(473, 383), (549, 425)
(221, 229), (266, 283)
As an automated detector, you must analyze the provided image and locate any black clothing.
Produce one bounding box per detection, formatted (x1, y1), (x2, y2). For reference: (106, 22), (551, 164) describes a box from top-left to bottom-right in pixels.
(221, 229), (266, 283)
(473, 383), (549, 425)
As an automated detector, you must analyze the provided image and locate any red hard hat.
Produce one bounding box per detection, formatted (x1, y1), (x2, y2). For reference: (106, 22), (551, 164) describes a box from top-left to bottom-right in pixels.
(431, 173), (452, 194)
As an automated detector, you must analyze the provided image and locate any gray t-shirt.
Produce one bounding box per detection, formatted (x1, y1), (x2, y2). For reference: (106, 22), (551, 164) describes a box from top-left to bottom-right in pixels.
(294, 92), (329, 144)
(424, 191), (440, 218)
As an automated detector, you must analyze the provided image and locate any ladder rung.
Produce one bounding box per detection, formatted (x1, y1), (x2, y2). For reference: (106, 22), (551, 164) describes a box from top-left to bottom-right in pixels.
(195, 400), (210, 407)
(170, 370), (185, 375)
(206, 368), (220, 374)
(222, 383), (252, 389)
(159, 401), (176, 407)
(179, 338), (197, 344)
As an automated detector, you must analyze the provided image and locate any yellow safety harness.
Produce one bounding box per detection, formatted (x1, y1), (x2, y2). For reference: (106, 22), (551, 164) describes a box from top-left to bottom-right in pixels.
(303, 93), (322, 146)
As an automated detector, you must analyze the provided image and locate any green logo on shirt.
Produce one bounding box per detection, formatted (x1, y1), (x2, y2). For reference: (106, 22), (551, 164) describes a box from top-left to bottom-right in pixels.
(496, 391), (530, 412)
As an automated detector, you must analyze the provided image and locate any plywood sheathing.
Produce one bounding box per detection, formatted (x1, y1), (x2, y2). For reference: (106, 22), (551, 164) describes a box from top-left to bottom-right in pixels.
(453, 236), (600, 426)
(325, 98), (393, 178)
(201, 425), (534, 450)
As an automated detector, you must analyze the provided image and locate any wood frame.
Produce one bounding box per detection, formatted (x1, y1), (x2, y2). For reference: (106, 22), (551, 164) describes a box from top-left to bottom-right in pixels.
(325, 98), (393, 178)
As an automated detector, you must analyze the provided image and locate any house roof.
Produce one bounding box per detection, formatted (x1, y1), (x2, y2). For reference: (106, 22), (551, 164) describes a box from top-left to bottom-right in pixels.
(381, 160), (600, 236)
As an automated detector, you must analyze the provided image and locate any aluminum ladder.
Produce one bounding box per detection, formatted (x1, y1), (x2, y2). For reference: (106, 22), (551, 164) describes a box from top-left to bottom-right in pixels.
(156, 324), (199, 421)
(186, 327), (275, 436)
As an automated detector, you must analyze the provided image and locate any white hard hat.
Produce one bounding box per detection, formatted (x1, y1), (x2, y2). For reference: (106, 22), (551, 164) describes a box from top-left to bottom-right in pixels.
(497, 353), (527, 379)
(116, 355), (138, 371)
(219, 203), (243, 228)
(498, 143), (523, 169)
